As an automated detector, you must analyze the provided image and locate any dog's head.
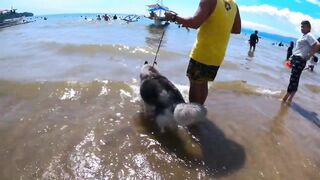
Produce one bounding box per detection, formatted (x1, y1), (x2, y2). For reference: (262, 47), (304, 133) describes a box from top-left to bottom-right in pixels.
(140, 61), (160, 82)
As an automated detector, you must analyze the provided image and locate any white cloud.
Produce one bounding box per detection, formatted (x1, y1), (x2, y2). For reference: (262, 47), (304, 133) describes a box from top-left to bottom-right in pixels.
(241, 20), (295, 37)
(239, 4), (320, 37)
(306, 0), (320, 6)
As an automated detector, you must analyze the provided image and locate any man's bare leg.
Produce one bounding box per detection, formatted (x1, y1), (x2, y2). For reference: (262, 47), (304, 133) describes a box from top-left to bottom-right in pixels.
(287, 91), (296, 104)
(282, 92), (291, 102)
(189, 80), (208, 105)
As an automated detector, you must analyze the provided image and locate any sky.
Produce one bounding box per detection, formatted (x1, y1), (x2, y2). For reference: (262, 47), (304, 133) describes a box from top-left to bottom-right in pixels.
(1, 0), (320, 38)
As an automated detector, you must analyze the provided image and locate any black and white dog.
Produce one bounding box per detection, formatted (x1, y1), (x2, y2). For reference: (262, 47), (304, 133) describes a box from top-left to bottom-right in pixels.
(139, 61), (206, 133)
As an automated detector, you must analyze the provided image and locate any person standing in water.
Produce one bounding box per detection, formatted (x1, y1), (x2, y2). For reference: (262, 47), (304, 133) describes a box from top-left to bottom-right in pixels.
(164, 0), (241, 105)
(286, 41), (294, 61)
(282, 20), (320, 103)
(97, 15), (102, 21)
(249, 30), (259, 52)
(304, 55), (318, 72)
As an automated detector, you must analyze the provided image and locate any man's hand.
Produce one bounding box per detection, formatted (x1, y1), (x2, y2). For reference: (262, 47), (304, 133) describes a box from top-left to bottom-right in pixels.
(164, 11), (176, 22)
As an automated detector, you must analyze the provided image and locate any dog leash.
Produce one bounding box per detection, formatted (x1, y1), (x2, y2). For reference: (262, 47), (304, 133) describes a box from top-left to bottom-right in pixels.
(152, 29), (166, 67)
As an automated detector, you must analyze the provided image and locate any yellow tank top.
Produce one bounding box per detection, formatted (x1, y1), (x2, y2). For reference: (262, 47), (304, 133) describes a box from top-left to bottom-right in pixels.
(190, 0), (237, 66)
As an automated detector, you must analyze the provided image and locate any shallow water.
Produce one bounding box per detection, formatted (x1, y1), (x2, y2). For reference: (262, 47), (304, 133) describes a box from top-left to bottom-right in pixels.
(0, 14), (319, 179)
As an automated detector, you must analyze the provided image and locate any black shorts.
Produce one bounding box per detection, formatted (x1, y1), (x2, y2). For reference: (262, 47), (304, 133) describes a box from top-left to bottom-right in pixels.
(287, 56), (307, 93)
(186, 58), (220, 81)
(250, 42), (256, 48)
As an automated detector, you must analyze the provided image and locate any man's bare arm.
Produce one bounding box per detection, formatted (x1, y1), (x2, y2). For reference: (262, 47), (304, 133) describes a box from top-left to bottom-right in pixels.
(165, 0), (216, 29)
(231, 6), (241, 34)
(307, 42), (320, 60)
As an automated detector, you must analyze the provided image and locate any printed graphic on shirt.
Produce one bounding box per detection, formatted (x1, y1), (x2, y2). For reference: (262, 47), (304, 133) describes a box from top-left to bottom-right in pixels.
(224, 0), (232, 11)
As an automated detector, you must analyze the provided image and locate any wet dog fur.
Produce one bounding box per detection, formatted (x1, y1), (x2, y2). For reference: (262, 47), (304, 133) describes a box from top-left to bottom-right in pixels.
(139, 61), (206, 133)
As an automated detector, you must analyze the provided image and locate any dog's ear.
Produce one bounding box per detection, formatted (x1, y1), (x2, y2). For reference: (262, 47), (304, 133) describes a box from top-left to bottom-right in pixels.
(144, 61), (148, 65)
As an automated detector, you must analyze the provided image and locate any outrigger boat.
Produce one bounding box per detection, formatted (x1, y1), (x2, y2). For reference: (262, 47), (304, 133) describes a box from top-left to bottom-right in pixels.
(0, 7), (33, 29)
(0, 17), (25, 28)
(147, 0), (170, 26)
(121, 14), (140, 23)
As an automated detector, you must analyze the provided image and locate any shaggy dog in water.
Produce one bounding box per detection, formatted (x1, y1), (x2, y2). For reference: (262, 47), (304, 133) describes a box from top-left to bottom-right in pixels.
(139, 61), (206, 133)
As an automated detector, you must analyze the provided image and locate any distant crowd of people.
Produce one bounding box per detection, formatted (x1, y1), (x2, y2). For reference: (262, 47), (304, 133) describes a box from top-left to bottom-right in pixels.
(83, 14), (117, 21)
(82, 14), (143, 24)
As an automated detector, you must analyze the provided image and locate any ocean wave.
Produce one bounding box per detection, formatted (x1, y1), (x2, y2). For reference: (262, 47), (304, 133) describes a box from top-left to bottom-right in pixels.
(0, 79), (284, 102)
(0, 80), (140, 102)
(305, 84), (320, 93)
(210, 80), (283, 97)
(36, 41), (182, 59)
(220, 61), (240, 70)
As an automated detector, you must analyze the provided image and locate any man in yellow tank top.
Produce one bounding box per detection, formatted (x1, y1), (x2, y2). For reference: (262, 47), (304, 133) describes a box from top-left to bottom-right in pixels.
(165, 0), (241, 105)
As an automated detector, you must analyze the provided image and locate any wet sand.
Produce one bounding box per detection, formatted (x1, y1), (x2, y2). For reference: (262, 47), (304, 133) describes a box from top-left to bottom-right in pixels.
(0, 81), (319, 179)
